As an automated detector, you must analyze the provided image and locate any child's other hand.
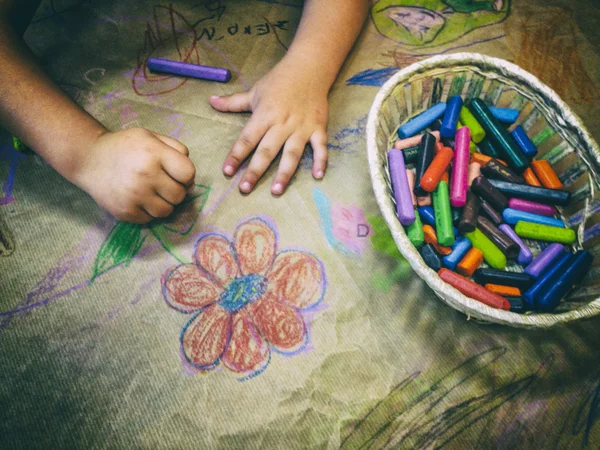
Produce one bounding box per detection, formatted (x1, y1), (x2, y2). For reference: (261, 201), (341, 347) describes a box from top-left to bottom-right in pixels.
(74, 128), (195, 223)
(210, 60), (329, 196)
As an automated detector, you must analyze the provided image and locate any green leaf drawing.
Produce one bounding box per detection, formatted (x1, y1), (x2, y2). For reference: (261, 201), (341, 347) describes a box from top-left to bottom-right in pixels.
(148, 224), (190, 264)
(91, 221), (146, 280)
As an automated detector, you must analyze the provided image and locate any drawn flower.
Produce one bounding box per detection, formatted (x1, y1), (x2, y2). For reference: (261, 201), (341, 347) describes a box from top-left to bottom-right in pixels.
(162, 217), (326, 378)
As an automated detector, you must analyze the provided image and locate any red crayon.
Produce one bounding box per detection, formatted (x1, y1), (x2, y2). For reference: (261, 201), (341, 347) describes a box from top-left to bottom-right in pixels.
(439, 268), (511, 310)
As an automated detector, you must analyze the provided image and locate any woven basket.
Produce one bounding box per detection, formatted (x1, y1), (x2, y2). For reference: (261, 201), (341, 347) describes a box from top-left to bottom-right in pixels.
(366, 53), (600, 328)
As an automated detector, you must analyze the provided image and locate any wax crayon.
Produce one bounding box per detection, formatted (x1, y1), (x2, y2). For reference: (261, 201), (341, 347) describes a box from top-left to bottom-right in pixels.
(388, 149), (416, 225)
(421, 146), (454, 192)
(471, 176), (509, 211)
(502, 208), (565, 228)
(498, 224), (533, 265)
(439, 269), (510, 310)
(459, 106), (486, 143)
(450, 126), (470, 207)
(417, 195), (432, 206)
(485, 284), (521, 297)
(459, 192), (480, 234)
(468, 162), (481, 186)
(531, 160), (564, 190)
(479, 199), (503, 225)
(511, 126), (538, 159)
(398, 103), (447, 139)
(420, 244), (443, 271)
(433, 180), (455, 246)
(478, 137), (501, 158)
(406, 213), (425, 247)
(523, 252), (572, 310)
(423, 225), (453, 255)
(508, 198), (557, 217)
(537, 250), (593, 312)
(469, 99), (529, 172)
(524, 243), (566, 278)
(489, 106), (519, 124)
(394, 131), (441, 150)
(473, 268), (535, 290)
(514, 221), (576, 244)
(401, 146), (419, 165)
(478, 216), (520, 259)
(506, 296), (526, 313)
(465, 228), (507, 269)
(148, 57), (231, 82)
(443, 237), (472, 270)
(487, 179), (570, 206)
(481, 159), (525, 184)
(456, 248), (484, 277)
(440, 96), (463, 138)
(523, 167), (542, 187)
(414, 133), (437, 196)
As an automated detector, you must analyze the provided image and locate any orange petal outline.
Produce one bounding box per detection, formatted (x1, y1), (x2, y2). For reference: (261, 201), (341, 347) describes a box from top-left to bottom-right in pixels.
(163, 264), (221, 313)
(233, 218), (277, 276)
(181, 304), (231, 370)
(194, 233), (239, 287)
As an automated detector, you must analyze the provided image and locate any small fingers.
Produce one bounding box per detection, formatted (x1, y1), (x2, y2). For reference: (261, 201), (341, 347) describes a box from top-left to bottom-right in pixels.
(160, 146), (196, 186)
(271, 134), (309, 196)
(223, 116), (269, 177)
(310, 129), (328, 180)
(155, 173), (187, 206)
(240, 126), (291, 194)
(151, 133), (189, 155)
(114, 207), (153, 224)
(142, 196), (175, 219)
(210, 91), (251, 113)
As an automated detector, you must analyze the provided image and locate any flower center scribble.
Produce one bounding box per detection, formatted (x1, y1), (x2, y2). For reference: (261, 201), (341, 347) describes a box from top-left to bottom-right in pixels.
(219, 274), (267, 313)
(162, 217), (327, 380)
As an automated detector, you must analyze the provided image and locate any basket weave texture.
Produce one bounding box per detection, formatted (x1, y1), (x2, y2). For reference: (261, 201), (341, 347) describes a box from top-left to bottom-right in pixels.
(366, 53), (600, 328)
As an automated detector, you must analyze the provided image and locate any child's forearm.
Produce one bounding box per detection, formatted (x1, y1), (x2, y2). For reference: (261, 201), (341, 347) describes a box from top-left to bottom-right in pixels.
(282, 0), (369, 92)
(0, 6), (106, 184)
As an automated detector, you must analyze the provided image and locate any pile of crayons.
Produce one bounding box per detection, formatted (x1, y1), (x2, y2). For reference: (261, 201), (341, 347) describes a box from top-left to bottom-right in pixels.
(388, 96), (593, 313)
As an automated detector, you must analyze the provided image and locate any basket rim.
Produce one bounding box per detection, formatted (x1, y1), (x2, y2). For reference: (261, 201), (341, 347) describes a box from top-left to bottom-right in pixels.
(366, 52), (600, 328)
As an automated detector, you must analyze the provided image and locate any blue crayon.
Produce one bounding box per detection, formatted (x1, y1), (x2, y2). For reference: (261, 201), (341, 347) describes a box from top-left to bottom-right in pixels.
(443, 236), (472, 270)
(537, 250), (593, 312)
(523, 251), (572, 310)
(417, 206), (458, 236)
(440, 96), (463, 138)
(502, 208), (565, 228)
(398, 102), (447, 139)
(489, 106), (519, 124)
(511, 126), (538, 159)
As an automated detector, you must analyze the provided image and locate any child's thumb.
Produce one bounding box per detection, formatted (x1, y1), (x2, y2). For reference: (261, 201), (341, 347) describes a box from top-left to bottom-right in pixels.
(209, 92), (251, 113)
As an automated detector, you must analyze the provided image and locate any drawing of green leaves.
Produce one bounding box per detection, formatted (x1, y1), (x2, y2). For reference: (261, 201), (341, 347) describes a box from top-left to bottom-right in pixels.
(91, 221), (146, 280)
(91, 184), (211, 279)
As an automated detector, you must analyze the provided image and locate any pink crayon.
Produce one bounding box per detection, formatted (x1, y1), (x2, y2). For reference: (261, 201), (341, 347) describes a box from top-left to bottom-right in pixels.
(406, 169), (417, 206)
(508, 198), (557, 217)
(468, 162), (481, 187)
(394, 131), (440, 150)
(450, 126), (470, 207)
(388, 149), (416, 226)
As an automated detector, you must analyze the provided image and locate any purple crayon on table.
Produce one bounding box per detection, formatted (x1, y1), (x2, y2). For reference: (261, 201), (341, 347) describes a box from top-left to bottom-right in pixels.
(508, 198), (557, 217)
(147, 57), (231, 83)
(388, 149), (416, 226)
(450, 126), (470, 207)
(499, 224), (533, 265)
(524, 243), (566, 278)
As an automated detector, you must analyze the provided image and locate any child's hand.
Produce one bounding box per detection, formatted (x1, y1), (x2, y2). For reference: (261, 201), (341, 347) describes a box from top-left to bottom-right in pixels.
(73, 128), (196, 223)
(210, 60), (329, 195)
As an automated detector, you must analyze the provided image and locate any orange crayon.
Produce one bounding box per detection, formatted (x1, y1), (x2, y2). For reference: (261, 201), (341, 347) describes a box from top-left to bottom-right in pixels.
(456, 248), (484, 277)
(420, 146), (454, 192)
(484, 284), (521, 297)
(523, 167), (542, 187)
(423, 225), (453, 255)
(531, 160), (563, 189)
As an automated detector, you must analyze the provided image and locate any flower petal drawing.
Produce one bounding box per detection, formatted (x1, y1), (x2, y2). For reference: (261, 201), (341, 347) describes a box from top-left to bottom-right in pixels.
(181, 304), (231, 370)
(222, 310), (270, 375)
(233, 218), (277, 276)
(194, 234), (239, 287)
(163, 264), (221, 313)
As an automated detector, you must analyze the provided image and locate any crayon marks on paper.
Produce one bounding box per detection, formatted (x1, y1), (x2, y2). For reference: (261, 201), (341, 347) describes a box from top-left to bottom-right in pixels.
(162, 216), (326, 380)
